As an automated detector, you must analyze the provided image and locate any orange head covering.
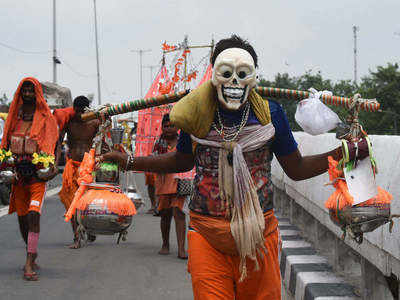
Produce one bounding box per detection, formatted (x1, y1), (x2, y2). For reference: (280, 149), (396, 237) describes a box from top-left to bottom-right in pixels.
(1, 77), (59, 155)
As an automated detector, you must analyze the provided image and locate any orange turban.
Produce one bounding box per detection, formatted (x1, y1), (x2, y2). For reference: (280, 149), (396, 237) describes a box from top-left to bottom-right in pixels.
(1, 77), (59, 155)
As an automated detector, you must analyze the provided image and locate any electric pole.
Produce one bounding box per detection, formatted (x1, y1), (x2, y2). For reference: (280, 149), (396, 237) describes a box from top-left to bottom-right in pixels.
(52, 0), (61, 83)
(353, 25), (359, 85)
(93, 0), (102, 105)
(131, 49), (151, 98)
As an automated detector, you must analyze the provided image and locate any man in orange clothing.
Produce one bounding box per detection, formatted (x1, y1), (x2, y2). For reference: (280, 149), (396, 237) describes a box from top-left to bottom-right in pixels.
(101, 35), (344, 299)
(55, 96), (100, 249)
(152, 114), (187, 259)
(1, 78), (59, 281)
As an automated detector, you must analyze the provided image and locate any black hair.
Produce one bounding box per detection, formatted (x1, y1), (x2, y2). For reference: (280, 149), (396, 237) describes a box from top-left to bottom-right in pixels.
(21, 81), (34, 89)
(211, 35), (258, 68)
(73, 96), (90, 109)
(162, 113), (170, 125)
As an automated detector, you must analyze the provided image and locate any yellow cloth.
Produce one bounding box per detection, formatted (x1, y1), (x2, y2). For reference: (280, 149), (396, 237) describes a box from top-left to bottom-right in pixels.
(170, 80), (271, 138)
(0, 113), (8, 121)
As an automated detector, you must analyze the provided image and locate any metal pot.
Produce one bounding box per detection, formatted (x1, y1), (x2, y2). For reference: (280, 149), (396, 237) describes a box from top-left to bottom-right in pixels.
(37, 167), (52, 180)
(126, 186), (143, 209)
(77, 207), (132, 236)
(329, 204), (390, 243)
(0, 170), (16, 184)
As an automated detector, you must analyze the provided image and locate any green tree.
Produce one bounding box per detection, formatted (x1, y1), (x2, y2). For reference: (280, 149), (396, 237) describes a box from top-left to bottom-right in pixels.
(358, 63), (400, 135)
(258, 63), (400, 135)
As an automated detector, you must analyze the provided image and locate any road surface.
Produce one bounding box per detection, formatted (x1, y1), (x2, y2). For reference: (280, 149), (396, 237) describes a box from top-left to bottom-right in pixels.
(0, 177), (193, 300)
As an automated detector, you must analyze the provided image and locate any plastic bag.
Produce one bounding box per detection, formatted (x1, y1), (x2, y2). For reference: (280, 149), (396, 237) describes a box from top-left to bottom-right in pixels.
(295, 88), (341, 135)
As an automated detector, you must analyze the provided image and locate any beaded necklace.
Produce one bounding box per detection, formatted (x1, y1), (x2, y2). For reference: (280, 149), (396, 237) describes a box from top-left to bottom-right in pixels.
(212, 102), (250, 142)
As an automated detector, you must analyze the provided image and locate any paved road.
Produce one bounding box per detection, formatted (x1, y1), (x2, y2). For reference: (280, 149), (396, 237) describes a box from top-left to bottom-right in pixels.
(0, 184), (193, 300)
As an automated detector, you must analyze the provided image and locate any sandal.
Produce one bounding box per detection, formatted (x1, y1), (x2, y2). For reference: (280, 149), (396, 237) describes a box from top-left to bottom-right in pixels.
(22, 264), (40, 272)
(23, 272), (38, 281)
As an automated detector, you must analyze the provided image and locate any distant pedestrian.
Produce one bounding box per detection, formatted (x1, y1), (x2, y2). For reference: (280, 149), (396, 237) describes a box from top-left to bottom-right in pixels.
(153, 114), (187, 259)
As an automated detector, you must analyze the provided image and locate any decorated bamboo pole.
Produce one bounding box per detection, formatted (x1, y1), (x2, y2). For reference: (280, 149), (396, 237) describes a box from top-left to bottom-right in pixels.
(81, 90), (190, 121)
(81, 86), (380, 121)
(255, 87), (380, 112)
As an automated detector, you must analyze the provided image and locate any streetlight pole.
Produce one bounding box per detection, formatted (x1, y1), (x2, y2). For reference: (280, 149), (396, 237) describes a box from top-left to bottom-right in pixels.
(131, 49), (151, 98)
(52, 0), (61, 83)
(93, 0), (102, 105)
(353, 25), (359, 85)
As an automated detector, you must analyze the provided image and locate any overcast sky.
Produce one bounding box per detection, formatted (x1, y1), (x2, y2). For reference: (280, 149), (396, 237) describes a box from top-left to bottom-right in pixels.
(1, 0), (399, 105)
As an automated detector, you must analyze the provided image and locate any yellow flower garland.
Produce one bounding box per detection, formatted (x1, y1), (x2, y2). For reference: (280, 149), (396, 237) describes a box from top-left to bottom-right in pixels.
(0, 149), (13, 163)
(31, 152), (55, 168)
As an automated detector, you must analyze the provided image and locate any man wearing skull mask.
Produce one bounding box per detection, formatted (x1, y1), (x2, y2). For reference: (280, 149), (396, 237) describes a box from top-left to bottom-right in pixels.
(101, 35), (343, 299)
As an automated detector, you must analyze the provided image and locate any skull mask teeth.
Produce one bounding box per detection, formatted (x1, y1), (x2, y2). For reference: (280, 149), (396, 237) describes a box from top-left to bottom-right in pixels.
(212, 48), (257, 110)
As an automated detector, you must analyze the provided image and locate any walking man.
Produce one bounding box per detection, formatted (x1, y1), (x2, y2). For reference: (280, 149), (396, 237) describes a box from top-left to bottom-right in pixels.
(55, 96), (100, 248)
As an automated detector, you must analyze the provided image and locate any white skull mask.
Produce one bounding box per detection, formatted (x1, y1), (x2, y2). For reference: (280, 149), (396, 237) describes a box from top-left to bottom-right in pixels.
(212, 48), (257, 110)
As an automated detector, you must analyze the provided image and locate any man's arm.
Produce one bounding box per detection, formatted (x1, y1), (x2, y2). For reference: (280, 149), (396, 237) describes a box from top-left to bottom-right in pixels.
(276, 147), (341, 181)
(54, 129), (66, 169)
(101, 151), (195, 174)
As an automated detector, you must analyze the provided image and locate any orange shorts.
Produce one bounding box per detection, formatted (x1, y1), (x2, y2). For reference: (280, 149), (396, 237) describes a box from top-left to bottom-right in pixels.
(187, 226), (281, 300)
(9, 182), (47, 216)
(145, 173), (155, 186)
(157, 194), (185, 211)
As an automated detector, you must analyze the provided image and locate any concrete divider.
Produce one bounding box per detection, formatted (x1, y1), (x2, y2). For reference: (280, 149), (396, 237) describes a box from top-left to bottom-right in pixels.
(272, 132), (400, 299)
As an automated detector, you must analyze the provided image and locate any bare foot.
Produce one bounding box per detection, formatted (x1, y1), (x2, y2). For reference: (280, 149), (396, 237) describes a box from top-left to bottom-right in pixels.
(177, 250), (188, 260)
(158, 246), (170, 255)
(23, 271), (38, 281)
(69, 239), (81, 249)
(23, 264), (37, 281)
(32, 262), (40, 271)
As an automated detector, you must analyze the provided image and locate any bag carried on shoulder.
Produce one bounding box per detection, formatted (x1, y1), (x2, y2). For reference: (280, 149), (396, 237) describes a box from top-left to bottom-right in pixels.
(177, 179), (193, 196)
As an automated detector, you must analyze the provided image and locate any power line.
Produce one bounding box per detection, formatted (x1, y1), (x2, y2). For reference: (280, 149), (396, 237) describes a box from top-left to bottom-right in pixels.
(0, 41), (51, 55)
(62, 58), (96, 78)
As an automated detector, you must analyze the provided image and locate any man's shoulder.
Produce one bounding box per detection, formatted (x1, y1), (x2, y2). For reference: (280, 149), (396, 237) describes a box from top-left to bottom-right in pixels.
(267, 99), (282, 114)
(66, 119), (98, 135)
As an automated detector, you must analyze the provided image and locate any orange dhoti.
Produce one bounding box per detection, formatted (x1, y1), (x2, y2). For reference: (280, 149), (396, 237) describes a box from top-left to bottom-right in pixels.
(59, 159), (81, 211)
(157, 194), (185, 211)
(188, 211), (281, 300)
(9, 182), (47, 216)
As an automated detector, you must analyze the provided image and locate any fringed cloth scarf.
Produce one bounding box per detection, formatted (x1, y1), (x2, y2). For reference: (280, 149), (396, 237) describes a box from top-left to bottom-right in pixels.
(191, 123), (275, 281)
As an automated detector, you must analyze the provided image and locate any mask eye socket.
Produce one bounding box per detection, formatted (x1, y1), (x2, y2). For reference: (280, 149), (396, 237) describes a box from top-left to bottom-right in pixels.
(218, 65), (233, 79)
(237, 66), (252, 79)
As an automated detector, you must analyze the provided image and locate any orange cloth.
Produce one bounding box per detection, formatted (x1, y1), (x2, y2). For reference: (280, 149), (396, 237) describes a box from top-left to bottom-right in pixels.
(325, 156), (392, 210)
(189, 210), (279, 256)
(9, 182), (46, 216)
(65, 149), (95, 221)
(145, 173), (155, 186)
(79, 189), (137, 216)
(187, 212), (281, 300)
(154, 144), (178, 195)
(1, 77), (59, 155)
(53, 107), (75, 132)
(59, 159), (81, 211)
(154, 173), (178, 195)
(157, 194), (185, 211)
